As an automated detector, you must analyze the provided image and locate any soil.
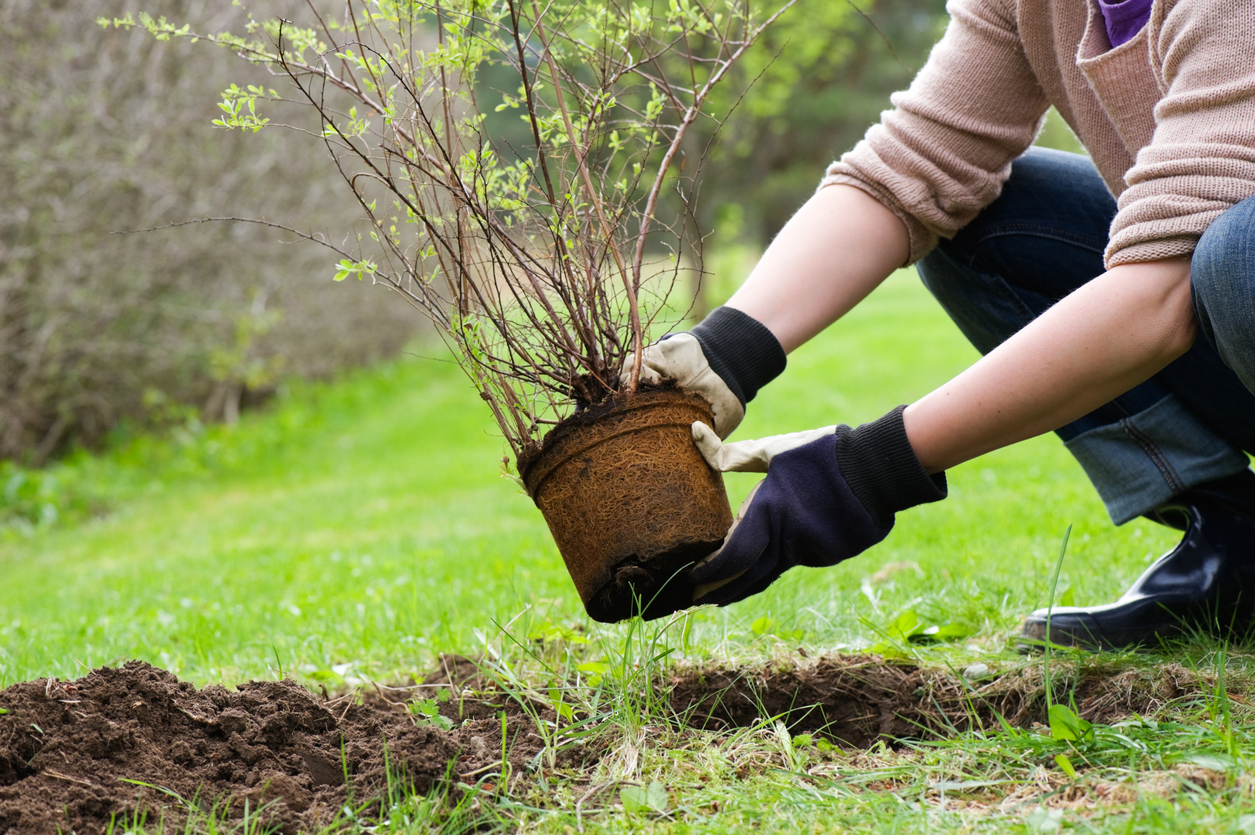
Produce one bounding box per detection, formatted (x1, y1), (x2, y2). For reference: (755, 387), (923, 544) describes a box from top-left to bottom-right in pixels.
(0, 658), (563, 834)
(667, 654), (1212, 747)
(515, 380), (685, 467)
(0, 653), (1215, 833)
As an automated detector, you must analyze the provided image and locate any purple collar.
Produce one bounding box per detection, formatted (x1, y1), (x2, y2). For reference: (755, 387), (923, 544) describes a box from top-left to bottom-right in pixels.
(1097, 0), (1153, 47)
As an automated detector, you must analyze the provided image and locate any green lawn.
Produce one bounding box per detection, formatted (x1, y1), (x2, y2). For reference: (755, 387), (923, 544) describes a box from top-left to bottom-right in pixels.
(0, 271), (1181, 686)
(7, 271), (1254, 834)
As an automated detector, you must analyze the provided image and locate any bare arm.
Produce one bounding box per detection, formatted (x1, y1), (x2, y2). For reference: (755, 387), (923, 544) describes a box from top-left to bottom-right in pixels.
(903, 257), (1196, 473)
(724, 185), (909, 353)
(723, 185), (1198, 475)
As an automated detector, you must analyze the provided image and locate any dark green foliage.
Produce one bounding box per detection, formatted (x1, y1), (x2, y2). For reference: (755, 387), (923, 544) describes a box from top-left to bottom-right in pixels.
(691, 0), (949, 245)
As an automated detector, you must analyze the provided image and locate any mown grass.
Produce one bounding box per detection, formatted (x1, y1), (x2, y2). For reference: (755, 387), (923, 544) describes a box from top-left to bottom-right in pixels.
(6, 271), (1255, 834)
(0, 271), (1185, 684)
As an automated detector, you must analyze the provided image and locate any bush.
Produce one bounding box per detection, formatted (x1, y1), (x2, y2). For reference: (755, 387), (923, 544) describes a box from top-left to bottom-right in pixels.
(0, 0), (419, 463)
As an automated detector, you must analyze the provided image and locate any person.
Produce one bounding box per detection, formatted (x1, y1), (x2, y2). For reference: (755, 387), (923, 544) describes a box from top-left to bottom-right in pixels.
(632, 0), (1255, 650)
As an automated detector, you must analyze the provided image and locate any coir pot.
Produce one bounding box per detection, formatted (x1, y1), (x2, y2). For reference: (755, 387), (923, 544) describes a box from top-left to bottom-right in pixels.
(519, 386), (734, 622)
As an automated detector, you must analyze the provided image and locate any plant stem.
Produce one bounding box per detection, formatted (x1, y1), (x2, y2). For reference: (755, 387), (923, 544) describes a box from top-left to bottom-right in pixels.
(1042, 524), (1072, 712)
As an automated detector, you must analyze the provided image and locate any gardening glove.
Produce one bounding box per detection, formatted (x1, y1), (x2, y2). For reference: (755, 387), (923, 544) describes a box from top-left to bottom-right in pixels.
(621, 306), (786, 439)
(689, 406), (947, 606)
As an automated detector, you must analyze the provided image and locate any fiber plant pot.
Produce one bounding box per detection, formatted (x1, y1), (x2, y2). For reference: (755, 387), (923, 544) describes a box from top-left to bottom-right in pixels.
(520, 386), (735, 622)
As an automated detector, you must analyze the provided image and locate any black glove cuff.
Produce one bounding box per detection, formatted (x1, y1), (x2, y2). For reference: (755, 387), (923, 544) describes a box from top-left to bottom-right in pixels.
(835, 405), (947, 528)
(689, 306), (787, 407)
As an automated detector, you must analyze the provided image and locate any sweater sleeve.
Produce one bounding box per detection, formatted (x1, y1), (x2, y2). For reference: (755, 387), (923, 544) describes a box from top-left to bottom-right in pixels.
(1106, 0), (1255, 267)
(821, 0), (1050, 265)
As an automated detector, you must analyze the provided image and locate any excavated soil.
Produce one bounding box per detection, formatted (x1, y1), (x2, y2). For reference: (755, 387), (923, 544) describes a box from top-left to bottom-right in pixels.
(0, 654), (1217, 833)
(0, 659), (567, 834)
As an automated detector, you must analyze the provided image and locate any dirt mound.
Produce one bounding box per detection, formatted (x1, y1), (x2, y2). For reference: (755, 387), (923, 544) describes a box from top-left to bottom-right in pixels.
(668, 654), (1209, 746)
(0, 653), (1216, 832)
(0, 660), (549, 834)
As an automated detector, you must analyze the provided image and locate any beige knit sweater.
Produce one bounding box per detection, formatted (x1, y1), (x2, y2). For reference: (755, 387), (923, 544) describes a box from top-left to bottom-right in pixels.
(823, 0), (1255, 268)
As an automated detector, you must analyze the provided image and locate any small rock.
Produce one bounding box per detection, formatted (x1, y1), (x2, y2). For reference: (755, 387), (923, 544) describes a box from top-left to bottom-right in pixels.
(962, 662), (991, 681)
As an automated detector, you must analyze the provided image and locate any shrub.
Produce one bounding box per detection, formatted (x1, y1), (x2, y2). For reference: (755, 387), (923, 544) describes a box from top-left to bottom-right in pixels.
(0, 0), (418, 463)
(111, 0), (798, 460)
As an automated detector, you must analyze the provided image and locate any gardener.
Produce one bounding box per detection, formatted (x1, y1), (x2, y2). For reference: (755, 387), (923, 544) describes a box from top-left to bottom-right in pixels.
(634, 0), (1255, 650)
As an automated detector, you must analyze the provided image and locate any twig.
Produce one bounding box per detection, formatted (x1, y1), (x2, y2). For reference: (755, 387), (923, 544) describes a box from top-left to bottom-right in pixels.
(112, 217), (352, 258)
(45, 769), (95, 788)
(575, 782), (614, 833)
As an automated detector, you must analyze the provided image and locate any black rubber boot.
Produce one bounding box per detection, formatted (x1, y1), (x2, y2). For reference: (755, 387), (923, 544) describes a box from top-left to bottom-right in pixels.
(1019, 470), (1255, 651)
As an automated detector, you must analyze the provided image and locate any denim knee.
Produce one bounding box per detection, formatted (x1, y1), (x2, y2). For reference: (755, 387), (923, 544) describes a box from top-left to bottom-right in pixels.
(1191, 195), (1255, 393)
(915, 242), (1031, 357)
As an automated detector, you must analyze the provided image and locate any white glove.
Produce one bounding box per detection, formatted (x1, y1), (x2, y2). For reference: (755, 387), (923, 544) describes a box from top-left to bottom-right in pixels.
(622, 334), (744, 438)
(691, 421), (837, 472)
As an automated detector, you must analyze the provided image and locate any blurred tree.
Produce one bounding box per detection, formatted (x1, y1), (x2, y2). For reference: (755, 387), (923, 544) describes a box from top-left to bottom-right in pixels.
(691, 0), (949, 246)
(677, 0), (1087, 312)
(628, 0), (949, 314)
(0, 0), (418, 463)
(0, 0), (1083, 465)
(477, 0), (954, 318)
(695, 0), (1083, 246)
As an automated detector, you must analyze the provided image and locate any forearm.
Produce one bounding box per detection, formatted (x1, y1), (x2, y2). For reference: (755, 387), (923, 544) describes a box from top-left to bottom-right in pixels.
(724, 185), (910, 353)
(903, 258), (1197, 473)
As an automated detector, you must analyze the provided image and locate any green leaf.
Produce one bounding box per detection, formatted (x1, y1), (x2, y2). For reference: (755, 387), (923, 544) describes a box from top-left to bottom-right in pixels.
(577, 661), (608, 687)
(1054, 753), (1078, 779)
(0, 708), (8, 715)
(333, 258), (374, 283)
(870, 608), (973, 650)
(1182, 753), (1237, 772)
(886, 609), (924, 639)
(912, 621), (974, 643)
(408, 697), (453, 730)
(1048, 703), (1092, 743)
(751, 615), (776, 636)
(621, 780), (668, 814)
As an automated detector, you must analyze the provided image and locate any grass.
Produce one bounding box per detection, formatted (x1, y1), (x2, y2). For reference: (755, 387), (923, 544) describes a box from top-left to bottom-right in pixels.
(0, 271), (1184, 684)
(5, 270), (1255, 833)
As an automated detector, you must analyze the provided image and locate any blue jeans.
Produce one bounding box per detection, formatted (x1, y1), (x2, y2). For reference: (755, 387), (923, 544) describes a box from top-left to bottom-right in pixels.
(916, 147), (1255, 524)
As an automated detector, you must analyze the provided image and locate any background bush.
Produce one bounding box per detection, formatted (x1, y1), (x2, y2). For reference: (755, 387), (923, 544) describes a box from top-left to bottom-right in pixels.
(0, 0), (418, 463)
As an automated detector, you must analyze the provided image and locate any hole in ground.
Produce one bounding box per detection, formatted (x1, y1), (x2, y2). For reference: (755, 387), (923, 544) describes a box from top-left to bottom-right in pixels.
(667, 653), (1211, 747)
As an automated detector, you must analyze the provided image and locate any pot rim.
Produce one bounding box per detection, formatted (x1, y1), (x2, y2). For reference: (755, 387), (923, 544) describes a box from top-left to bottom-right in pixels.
(519, 388), (712, 498)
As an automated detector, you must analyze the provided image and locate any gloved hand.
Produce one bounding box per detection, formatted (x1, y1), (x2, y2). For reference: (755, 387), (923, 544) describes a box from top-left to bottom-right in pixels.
(622, 307), (786, 439)
(690, 406), (947, 606)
